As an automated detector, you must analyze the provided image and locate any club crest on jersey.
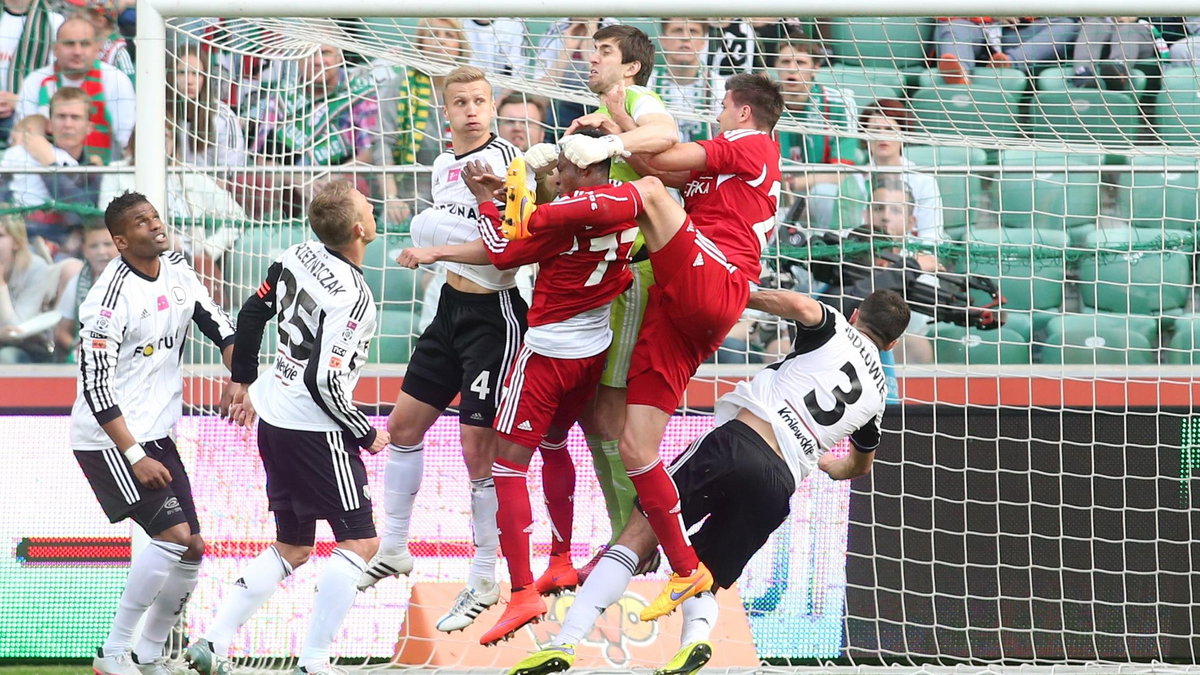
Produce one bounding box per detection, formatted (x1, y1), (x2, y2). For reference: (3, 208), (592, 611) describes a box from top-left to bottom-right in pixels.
(157, 295), (170, 311)
(171, 286), (186, 305)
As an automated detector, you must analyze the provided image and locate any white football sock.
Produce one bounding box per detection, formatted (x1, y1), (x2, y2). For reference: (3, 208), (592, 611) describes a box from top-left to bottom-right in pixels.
(103, 540), (186, 656)
(206, 546), (292, 657)
(133, 557), (201, 662)
(298, 548), (365, 670)
(680, 591), (718, 645)
(467, 476), (498, 590)
(553, 545), (636, 647)
(380, 442), (423, 554)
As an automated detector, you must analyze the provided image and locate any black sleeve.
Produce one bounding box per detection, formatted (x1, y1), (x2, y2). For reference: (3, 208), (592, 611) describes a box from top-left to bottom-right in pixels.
(231, 262), (283, 384)
(789, 303), (837, 354)
(850, 417), (881, 453)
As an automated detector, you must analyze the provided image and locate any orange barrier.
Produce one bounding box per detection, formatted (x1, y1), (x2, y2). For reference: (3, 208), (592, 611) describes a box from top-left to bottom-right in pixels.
(393, 582), (759, 669)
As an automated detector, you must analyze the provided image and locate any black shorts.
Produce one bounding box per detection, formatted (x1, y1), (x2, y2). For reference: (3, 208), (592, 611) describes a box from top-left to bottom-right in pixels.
(74, 438), (199, 537)
(666, 419), (796, 589)
(403, 284), (527, 427)
(257, 419), (376, 544)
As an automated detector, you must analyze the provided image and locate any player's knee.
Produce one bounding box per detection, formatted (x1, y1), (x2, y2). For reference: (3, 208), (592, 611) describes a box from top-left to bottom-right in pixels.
(338, 537), (379, 563)
(387, 415), (423, 446)
(274, 542), (312, 568)
(184, 534), (206, 561)
(634, 175), (665, 196)
(459, 425), (498, 471)
(153, 523), (193, 548)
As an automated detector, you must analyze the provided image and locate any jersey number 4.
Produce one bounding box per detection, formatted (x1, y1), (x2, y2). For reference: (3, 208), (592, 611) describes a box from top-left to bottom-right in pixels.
(804, 361), (863, 426)
(277, 268), (318, 361)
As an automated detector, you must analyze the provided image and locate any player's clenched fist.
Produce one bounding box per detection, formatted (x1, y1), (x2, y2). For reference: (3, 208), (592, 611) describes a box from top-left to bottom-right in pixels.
(561, 133), (627, 168)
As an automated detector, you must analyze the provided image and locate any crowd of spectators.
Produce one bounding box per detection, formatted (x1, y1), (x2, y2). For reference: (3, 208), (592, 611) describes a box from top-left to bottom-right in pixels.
(2, 12), (1199, 365)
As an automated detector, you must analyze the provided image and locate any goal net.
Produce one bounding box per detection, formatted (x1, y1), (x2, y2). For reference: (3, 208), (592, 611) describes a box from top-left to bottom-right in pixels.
(13, 10), (1197, 672)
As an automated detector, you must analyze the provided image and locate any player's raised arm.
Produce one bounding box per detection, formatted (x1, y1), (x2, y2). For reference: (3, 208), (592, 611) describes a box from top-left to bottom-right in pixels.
(747, 288), (826, 328)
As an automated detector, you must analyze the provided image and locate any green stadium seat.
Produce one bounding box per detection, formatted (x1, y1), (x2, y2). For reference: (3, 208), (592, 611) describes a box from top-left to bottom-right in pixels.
(914, 67), (1028, 101)
(904, 145), (988, 239)
(361, 235), (421, 305)
(1034, 65), (1151, 100)
(825, 17), (934, 69)
(1026, 90), (1143, 146)
(1041, 313), (1157, 365)
(370, 309), (419, 364)
(1000, 310), (1062, 343)
(1114, 156), (1200, 232)
(1154, 67), (1200, 146)
(224, 226), (312, 300)
(813, 65), (904, 112)
(930, 323), (1030, 365)
(1164, 315), (1200, 365)
(910, 84), (1021, 140)
(959, 228), (1069, 331)
(993, 150), (1103, 231)
(1076, 225), (1192, 316)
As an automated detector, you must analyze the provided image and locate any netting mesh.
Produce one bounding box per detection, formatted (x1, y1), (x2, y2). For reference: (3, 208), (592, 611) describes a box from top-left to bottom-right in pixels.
(122, 13), (1200, 670)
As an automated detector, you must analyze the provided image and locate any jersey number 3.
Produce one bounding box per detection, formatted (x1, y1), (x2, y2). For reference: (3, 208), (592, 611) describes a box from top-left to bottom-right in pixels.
(804, 361), (863, 426)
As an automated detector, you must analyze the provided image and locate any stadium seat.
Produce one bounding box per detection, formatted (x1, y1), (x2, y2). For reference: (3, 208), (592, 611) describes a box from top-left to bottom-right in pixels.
(370, 308), (419, 364)
(1114, 156), (1200, 232)
(1076, 225), (1192, 316)
(361, 235), (421, 305)
(904, 144), (988, 240)
(1154, 66), (1200, 145)
(1164, 315), (1200, 365)
(825, 17), (934, 69)
(914, 67), (1027, 101)
(224, 226), (312, 300)
(1041, 313), (1157, 365)
(959, 228), (1069, 337)
(1033, 65), (1150, 100)
(910, 84), (1021, 140)
(993, 150), (1103, 232)
(1026, 90), (1143, 146)
(813, 65), (904, 112)
(930, 323), (1030, 365)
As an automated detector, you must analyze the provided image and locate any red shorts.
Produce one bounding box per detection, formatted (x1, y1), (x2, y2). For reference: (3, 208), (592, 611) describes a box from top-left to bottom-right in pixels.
(494, 344), (606, 448)
(627, 221), (750, 414)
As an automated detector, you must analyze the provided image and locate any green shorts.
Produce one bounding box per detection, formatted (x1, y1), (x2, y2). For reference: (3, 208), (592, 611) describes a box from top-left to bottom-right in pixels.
(600, 257), (655, 388)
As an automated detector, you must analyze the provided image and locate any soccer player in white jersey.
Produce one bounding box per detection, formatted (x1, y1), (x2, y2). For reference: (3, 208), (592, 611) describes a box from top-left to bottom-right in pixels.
(508, 288), (910, 675)
(356, 65), (530, 633)
(184, 181), (387, 675)
(71, 191), (235, 675)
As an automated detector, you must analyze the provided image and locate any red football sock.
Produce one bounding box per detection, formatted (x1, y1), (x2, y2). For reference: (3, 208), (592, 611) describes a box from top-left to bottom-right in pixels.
(539, 438), (575, 557)
(492, 458), (534, 589)
(530, 182), (643, 232)
(628, 460), (699, 576)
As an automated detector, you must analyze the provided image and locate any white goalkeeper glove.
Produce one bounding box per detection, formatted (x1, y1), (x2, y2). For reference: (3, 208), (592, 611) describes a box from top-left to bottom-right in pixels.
(523, 143), (560, 174)
(561, 134), (628, 169)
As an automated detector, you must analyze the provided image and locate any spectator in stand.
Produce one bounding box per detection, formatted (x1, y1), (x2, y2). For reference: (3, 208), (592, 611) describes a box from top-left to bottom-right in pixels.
(53, 217), (113, 359)
(0, 0), (63, 146)
(15, 15), (134, 163)
(1069, 17), (1167, 90)
(378, 18), (469, 220)
(0, 213), (70, 362)
(463, 18), (526, 77)
(168, 43), (247, 168)
(249, 43), (381, 167)
(859, 98), (944, 243)
(1168, 17), (1200, 64)
(653, 17), (716, 142)
(67, 0), (134, 82)
(496, 92), (547, 151)
(706, 18), (810, 86)
(773, 39), (858, 229)
(533, 17), (616, 129)
(934, 17), (1079, 84)
(2, 87), (103, 254)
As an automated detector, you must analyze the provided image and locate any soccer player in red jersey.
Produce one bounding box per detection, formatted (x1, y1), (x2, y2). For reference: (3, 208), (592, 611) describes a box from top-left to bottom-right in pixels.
(505, 73), (785, 620)
(397, 129), (641, 644)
